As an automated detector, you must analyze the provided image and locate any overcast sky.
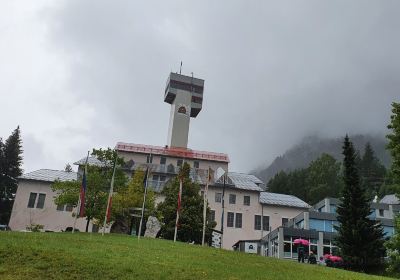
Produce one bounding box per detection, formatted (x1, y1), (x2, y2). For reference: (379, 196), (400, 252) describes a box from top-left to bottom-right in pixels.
(1, 0), (399, 174)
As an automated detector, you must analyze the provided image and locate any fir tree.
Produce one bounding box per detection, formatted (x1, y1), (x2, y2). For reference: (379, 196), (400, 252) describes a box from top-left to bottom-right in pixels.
(359, 143), (386, 200)
(157, 162), (215, 243)
(387, 102), (400, 183)
(335, 135), (385, 272)
(0, 126), (23, 224)
(385, 102), (400, 274)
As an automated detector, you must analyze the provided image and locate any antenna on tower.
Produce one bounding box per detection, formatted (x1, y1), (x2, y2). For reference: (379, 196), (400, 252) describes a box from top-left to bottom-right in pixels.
(180, 61), (182, 74)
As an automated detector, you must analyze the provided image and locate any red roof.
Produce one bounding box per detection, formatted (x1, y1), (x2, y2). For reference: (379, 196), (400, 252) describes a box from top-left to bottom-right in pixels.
(116, 142), (230, 163)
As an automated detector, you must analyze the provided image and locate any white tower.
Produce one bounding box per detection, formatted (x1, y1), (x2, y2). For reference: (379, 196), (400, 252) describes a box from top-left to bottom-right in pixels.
(164, 72), (205, 148)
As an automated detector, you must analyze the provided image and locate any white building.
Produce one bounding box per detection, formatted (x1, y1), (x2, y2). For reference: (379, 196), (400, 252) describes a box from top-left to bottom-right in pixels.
(8, 169), (99, 233)
(9, 71), (310, 249)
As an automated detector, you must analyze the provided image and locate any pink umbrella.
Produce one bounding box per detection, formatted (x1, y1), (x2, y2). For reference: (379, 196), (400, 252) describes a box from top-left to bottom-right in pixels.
(324, 254), (332, 259)
(329, 256), (343, 262)
(293, 238), (309, 246)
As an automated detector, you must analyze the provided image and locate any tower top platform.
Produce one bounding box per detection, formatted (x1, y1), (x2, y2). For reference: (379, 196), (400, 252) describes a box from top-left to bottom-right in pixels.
(164, 72), (204, 118)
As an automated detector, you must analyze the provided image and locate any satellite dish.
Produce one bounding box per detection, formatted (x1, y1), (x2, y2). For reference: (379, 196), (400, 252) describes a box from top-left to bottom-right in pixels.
(215, 167), (226, 182)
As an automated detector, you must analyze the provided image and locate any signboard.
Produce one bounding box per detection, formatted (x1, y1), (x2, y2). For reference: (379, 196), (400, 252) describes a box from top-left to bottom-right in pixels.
(211, 230), (222, 248)
(244, 242), (258, 254)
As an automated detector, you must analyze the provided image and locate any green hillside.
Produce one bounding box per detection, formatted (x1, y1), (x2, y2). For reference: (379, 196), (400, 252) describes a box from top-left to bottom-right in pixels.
(0, 232), (390, 280)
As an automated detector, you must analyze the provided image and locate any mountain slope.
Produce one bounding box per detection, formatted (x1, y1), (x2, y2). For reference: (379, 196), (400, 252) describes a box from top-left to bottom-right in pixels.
(253, 134), (391, 184)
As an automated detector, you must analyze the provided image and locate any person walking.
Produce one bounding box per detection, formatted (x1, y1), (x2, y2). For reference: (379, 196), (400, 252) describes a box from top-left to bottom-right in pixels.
(297, 245), (305, 263)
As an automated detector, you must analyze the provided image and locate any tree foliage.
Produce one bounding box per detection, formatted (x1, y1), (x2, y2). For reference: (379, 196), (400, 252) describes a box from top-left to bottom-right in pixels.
(0, 126), (23, 225)
(52, 148), (127, 232)
(157, 162), (215, 243)
(111, 169), (155, 234)
(385, 216), (400, 276)
(359, 143), (386, 200)
(385, 102), (400, 274)
(267, 154), (342, 205)
(335, 135), (385, 272)
(387, 102), (400, 184)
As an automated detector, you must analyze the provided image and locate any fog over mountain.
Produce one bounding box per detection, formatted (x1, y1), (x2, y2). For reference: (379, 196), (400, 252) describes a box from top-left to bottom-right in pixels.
(252, 134), (391, 184)
(0, 1), (399, 173)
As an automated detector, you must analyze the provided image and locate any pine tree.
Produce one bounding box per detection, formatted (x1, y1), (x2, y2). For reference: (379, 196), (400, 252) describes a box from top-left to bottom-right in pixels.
(360, 143), (386, 200)
(0, 126), (23, 224)
(335, 135), (385, 272)
(385, 102), (400, 274)
(387, 102), (400, 183)
(157, 162), (215, 243)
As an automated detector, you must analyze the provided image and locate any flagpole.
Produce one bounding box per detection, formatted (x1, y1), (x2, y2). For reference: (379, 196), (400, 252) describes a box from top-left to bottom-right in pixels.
(73, 151), (89, 234)
(138, 167), (150, 239)
(220, 173), (226, 248)
(174, 176), (183, 242)
(102, 155), (117, 236)
(202, 167), (210, 246)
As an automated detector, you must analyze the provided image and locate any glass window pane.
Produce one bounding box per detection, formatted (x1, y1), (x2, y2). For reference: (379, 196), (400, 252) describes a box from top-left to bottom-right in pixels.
(209, 210), (215, 222)
(284, 242), (291, 258)
(215, 193), (222, 203)
(227, 212), (234, 227)
(27, 192), (37, 208)
(229, 194), (236, 204)
(235, 213), (242, 228)
(254, 215), (261, 230)
(36, 193), (46, 209)
(243, 196), (250, 206)
(263, 216), (270, 231)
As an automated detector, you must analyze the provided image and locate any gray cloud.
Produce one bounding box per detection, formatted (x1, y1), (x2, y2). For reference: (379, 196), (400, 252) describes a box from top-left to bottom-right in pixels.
(1, 0), (399, 173)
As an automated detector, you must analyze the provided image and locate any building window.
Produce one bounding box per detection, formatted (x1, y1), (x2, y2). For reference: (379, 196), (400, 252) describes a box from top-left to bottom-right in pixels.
(227, 212), (234, 227)
(255, 215), (261, 230)
(229, 194), (236, 204)
(200, 191), (204, 198)
(215, 192), (222, 203)
(282, 218), (289, 227)
(160, 175), (166, 181)
(235, 213), (242, 228)
(263, 216), (270, 231)
(65, 204), (73, 212)
(379, 209), (384, 217)
(193, 161), (199, 169)
(56, 204), (64, 211)
(146, 154), (153, 164)
(36, 194), (46, 209)
(27, 192), (37, 208)
(243, 196), (250, 206)
(209, 210), (215, 222)
(177, 159), (183, 167)
(152, 175), (159, 181)
(160, 156), (166, 165)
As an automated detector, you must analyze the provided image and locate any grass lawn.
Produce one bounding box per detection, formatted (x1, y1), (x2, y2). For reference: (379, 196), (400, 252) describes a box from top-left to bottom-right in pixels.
(0, 232), (392, 280)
